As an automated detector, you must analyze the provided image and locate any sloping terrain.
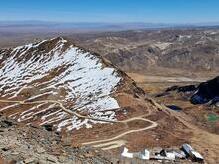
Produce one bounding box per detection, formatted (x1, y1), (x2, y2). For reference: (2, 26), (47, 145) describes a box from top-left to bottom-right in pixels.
(0, 37), (218, 163)
(134, 75), (219, 163)
(157, 76), (219, 133)
(0, 38), (193, 155)
(0, 37), (125, 131)
(0, 37), (160, 161)
(0, 115), (110, 163)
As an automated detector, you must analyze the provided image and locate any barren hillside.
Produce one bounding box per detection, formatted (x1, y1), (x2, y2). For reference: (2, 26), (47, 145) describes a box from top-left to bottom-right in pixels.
(68, 29), (219, 78)
(0, 37), (218, 163)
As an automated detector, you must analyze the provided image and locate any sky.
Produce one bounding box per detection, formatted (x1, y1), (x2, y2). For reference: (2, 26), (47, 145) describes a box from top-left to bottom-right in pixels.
(0, 0), (219, 24)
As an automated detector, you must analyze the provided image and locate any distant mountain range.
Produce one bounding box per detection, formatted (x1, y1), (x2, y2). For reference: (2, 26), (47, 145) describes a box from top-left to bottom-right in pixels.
(0, 21), (219, 32)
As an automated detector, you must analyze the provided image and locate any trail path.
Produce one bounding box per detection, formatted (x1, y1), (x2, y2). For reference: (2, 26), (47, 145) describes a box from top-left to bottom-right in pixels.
(82, 117), (157, 145)
(0, 99), (158, 150)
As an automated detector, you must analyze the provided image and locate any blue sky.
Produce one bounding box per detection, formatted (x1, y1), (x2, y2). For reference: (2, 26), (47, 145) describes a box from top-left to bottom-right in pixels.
(0, 0), (219, 23)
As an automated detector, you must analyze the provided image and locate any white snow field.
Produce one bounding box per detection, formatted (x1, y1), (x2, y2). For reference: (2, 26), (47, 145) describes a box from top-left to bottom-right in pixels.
(0, 38), (122, 131)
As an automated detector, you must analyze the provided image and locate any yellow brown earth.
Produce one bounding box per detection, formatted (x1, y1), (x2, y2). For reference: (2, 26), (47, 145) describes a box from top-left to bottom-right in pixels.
(0, 28), (219, 163)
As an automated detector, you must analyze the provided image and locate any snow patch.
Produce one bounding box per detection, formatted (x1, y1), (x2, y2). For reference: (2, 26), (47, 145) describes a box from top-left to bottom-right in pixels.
(0, 38), (122, 131)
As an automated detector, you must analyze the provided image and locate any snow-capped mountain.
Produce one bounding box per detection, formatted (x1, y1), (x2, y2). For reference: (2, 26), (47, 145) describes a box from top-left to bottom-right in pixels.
(0, 37), (125, 131)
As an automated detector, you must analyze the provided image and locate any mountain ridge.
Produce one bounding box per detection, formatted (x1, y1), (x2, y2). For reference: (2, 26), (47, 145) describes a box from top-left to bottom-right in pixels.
(0, 37), (135, 131)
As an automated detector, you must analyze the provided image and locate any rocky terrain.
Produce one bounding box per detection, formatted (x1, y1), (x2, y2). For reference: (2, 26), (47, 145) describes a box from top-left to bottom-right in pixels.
(190, 76), (219, 105)
(156, 76), (219, 105)
(0, 114), (112, 163)
(0, 29), (219, 163)
(0, 37), (195, 163)
(1, 28), (219, 77)
(68, 29), (219, 78)
(156, 76), (219, 134)
(0, 37), (125, 131)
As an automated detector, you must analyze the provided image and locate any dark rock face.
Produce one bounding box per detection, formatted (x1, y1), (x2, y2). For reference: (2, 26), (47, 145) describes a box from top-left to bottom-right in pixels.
(166, 105), (182, 112)
(165, 85), (197, 93)
(158, 76), (219, 106)
(177, 85), (197, 93)
(191, 76), (219, 104)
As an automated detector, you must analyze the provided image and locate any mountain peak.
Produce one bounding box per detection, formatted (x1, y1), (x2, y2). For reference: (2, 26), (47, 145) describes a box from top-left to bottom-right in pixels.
(0, 38), (128, 131)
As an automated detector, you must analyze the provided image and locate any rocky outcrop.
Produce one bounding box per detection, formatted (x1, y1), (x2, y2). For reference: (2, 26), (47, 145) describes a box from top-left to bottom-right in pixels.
(158, 76), (219, 106)
(0, 115), (110, 163)
(191, 76), (219, 105)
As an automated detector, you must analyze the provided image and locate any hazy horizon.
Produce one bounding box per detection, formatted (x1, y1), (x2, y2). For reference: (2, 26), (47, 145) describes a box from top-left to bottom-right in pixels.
(1, 0), (219, 23)
(1, 20), (219, 25)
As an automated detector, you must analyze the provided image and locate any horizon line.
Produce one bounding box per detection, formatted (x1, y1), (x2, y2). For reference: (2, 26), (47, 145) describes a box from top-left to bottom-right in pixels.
(0, 20), (219, 25)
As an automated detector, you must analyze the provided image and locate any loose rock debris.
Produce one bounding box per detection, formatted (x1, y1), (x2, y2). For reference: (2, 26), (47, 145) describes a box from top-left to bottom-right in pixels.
(0, 115), (110, 163)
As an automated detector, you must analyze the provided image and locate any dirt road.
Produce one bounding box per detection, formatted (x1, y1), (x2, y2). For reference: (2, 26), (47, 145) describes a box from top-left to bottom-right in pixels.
(82, 117), (157, 146)
(0, 99), (158, 150)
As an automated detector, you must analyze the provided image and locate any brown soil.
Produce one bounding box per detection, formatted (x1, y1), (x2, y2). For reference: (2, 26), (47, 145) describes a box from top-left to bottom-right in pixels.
(129, 73), (219, 163)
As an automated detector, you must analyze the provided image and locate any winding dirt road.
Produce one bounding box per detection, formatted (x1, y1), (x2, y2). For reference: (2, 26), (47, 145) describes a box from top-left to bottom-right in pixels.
(82, 117), (157, 145)
(0, 99), (158, 150)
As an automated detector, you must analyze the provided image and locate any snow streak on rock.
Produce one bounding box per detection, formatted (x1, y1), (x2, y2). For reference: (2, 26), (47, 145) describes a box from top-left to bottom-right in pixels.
(0, 38), (122, 131)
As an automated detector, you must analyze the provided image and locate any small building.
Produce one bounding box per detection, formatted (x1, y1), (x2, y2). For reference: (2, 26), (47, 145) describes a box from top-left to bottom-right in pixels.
(173, 150), (186, 159)
(190, 150), (204, 162)
(182, 144), (204, 162)
(121, 147), (150, 160)
(182, 144), (194, 157)
(153, 155), (175, 161)
(137, 149), (150, 160)
(159, 149), (175, 160)
(121, 147), (134, 158)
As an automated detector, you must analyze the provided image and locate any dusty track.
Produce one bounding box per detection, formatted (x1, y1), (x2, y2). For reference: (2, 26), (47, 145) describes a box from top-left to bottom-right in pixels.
(0, 99), (158, 150)
(0, 99), (115, 123)
(82, 117), (157, 145)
